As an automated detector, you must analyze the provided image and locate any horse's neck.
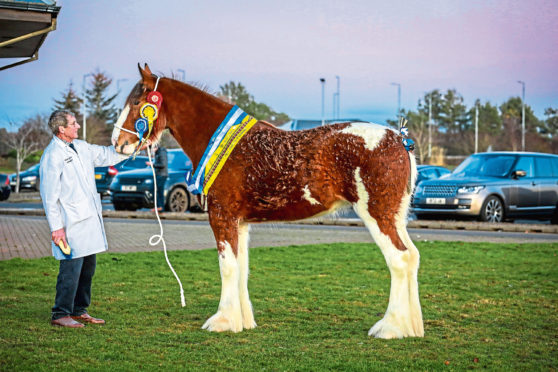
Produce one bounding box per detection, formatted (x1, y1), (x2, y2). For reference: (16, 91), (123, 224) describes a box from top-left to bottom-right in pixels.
(163, 81), (233, 169)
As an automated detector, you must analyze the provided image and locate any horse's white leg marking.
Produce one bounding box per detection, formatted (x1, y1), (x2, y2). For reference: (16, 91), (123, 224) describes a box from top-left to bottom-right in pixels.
(238, 223), (257, 329)
(394, 154), (423, 337)
(340, 123), (389, 151)
(302, 185), (321, 205)
(111, 104), (130, 146)
(202, 241), (243, 332)
(352, 167), (421, 339)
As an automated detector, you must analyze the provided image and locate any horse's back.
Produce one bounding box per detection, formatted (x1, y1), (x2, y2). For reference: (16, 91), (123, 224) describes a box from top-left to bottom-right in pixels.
(207, 121), (412, 222)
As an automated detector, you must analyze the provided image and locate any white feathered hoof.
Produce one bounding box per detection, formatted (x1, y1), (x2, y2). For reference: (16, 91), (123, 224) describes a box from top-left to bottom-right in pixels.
(368, 318), (408, 339)
(202, 311), (243, 333)
(242, 316), (257, 330)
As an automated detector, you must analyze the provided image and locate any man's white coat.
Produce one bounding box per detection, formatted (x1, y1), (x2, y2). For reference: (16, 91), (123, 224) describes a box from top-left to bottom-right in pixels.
(40, 136), (126, 260)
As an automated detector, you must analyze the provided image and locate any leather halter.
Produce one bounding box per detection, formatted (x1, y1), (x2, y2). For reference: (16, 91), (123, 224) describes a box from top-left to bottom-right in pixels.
(114, 75), (163, 158)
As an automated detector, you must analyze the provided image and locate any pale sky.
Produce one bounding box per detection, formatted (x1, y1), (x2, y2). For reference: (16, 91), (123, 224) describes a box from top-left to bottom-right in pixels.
(1, 0), (557, 129)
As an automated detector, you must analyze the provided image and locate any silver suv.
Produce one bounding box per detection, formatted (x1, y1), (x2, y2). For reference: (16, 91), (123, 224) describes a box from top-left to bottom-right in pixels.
(412, 152), (558, 223)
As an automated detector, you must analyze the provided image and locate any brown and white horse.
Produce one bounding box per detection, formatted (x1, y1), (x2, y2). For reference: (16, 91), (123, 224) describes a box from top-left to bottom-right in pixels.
(111, 64), (424, 338)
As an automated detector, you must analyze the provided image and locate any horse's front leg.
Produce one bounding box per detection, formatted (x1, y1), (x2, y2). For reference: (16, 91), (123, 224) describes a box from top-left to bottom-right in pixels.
(238, 223), (256, 329)
(202, 219), (243, 333)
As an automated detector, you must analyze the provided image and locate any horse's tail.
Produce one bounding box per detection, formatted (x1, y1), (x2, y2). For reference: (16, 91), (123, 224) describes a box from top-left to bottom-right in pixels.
(397, 118), (417, 196)
(407, 150), (418, 196)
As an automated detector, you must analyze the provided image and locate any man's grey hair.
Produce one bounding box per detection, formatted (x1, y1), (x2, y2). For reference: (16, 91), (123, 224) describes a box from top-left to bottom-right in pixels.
(48, 110), (75, 135)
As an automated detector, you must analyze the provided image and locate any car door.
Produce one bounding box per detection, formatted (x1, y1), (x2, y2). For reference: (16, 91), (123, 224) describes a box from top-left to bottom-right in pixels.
(510, 155), (538, 212)
(534, 156), (558, 213)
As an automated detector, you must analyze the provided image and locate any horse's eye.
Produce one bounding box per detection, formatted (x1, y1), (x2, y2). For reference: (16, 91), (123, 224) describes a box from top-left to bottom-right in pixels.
(134, 101), (140, 106)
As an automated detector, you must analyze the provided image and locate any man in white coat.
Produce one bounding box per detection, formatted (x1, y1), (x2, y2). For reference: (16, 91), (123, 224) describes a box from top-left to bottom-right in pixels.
(40, 110), (127, 328)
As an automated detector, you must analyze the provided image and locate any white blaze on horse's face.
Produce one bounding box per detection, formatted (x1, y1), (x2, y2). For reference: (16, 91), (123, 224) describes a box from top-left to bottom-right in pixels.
(111, 104), (138, 155)
(341, 122), (390, 152)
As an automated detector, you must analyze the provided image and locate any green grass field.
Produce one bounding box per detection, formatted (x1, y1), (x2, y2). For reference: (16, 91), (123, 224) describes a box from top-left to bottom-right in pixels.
(0, 241), (556, 371)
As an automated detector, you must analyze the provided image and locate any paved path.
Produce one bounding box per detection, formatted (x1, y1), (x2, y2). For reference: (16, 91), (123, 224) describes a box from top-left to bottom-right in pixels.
(1, 214), (556, 261)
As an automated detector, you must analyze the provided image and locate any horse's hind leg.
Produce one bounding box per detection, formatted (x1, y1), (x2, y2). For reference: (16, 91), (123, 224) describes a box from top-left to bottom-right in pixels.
(202, 219), (243, 333)
(396, 218), (424, 337)
(352, 168), (423, 338)
(238, 223), (257, 329)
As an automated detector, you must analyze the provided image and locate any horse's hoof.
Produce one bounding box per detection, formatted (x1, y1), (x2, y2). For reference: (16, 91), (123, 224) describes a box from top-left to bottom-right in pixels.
(368, 318), (406, 339)
(202, 311), (243, 333)
(243, 318), (257, 330)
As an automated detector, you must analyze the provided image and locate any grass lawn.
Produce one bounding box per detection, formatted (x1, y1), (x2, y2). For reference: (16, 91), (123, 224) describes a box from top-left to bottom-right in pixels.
(0, 241), (556, 371)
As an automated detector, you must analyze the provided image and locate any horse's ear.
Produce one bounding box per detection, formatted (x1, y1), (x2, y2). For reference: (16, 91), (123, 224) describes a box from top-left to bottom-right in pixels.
(144, 63), (152, 75)
(138, 63), (155, 89)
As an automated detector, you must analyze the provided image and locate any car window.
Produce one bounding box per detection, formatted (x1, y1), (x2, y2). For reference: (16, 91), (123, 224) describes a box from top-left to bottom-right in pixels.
(0, 174), (7, 183)
(552, 158), (558, 177)
(513, 156), (534, 178)
(453, 155), (515, 178)
(168, 151), (191, 170)
(421, 169), (438, 180)
(534, 157), (554, 178)
(130, 157), (149, 168)
(437, 168), (451, 177)
(27, 164), (40, 172)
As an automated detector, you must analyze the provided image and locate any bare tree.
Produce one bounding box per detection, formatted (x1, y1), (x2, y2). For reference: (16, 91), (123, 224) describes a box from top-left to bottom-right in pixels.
(1, 115), (50, 192)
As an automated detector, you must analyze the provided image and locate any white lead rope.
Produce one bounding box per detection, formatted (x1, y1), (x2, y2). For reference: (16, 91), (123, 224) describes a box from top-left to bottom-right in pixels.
(146, 145), (186, 307)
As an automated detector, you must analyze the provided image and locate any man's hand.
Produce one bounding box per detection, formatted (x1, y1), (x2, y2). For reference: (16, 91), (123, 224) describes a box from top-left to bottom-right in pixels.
(51, 228), (67, 247)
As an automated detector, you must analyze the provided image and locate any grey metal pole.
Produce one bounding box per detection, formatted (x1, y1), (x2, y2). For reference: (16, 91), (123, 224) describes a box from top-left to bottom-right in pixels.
(117, 78), (129, 115)
(321, 78), (325, 125)
(178, 69), (185, 82)
(82, 73), (92, 140)
(428, 94), (432, 158)
(391, 82), (401, 123)
(336, 75), (340, 119)
(475, 103), (479, 153)
(517, 80), (525, 151)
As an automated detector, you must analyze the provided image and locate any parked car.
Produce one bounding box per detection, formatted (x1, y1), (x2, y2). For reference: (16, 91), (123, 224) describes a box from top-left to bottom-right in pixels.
(0, 173), (11, 201)
(95, 156), (149, 195)
(10, 163), (40, 191)
(416, 165), (451, 185)
(109, 149), (196, 212)
(412, 152), (558, 223)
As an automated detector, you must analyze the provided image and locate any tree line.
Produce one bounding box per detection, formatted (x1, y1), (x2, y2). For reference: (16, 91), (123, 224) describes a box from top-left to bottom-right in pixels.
(1, 70), (556, 181)
(387, 89), (557, 164)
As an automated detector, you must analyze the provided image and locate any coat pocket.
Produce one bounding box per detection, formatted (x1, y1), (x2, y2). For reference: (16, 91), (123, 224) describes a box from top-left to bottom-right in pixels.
(63, 199), (93, 223)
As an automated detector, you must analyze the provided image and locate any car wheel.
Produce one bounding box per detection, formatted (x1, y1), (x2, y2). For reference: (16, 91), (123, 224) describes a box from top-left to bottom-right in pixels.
(167, 187), (189, 213)
(480, 196), (504, 223)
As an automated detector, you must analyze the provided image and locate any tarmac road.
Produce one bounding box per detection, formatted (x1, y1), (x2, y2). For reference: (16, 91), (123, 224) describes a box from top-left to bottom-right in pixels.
(1, 214), (556, 261)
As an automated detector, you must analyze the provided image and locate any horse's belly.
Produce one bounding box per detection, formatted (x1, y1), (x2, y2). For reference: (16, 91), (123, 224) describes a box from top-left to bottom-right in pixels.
(244, 199), (350, 223)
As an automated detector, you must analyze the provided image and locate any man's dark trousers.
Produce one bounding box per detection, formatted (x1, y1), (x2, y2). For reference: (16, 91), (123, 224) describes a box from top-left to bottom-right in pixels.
(52, 254), (96, 320)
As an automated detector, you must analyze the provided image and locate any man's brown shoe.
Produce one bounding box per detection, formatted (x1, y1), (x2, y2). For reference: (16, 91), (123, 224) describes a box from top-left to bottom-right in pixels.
(71, 313), (105, 324)
(51, 316), (84, 328)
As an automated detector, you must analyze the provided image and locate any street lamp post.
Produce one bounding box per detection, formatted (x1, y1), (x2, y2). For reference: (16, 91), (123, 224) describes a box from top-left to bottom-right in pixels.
(391, 82), (401, 123)
(117, 78), (129, 115)
(320, 78), (325, 126)
(474, 102), (479, 153)
(335, 75), (340, 119)
(517, 80), (525, 151)
(178, 69), (185, 82)
(428, 93), (432, 158)
(117, 78), (128, 92)
(82, 73), (93, 140)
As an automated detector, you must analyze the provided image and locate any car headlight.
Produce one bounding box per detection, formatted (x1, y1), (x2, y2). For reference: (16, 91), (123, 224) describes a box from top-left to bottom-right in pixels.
(144, 179), (153, 184)
(22, 176), (37, 182)
(457, 185), (485, 194)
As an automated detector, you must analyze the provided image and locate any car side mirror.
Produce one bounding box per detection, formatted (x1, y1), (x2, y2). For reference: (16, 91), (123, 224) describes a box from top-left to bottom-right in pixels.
(512, 170), (526, 179)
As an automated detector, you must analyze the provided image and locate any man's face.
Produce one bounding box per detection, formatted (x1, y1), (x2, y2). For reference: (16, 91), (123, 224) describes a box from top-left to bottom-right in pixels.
(60, 115), (80, 140)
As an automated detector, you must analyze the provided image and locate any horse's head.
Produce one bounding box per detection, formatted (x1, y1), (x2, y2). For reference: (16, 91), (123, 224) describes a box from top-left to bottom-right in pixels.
(111, 63), (167, 154)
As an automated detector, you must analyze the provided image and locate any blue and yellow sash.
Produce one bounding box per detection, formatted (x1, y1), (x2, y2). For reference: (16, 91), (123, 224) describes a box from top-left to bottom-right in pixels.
(186, 106), (257, 195)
